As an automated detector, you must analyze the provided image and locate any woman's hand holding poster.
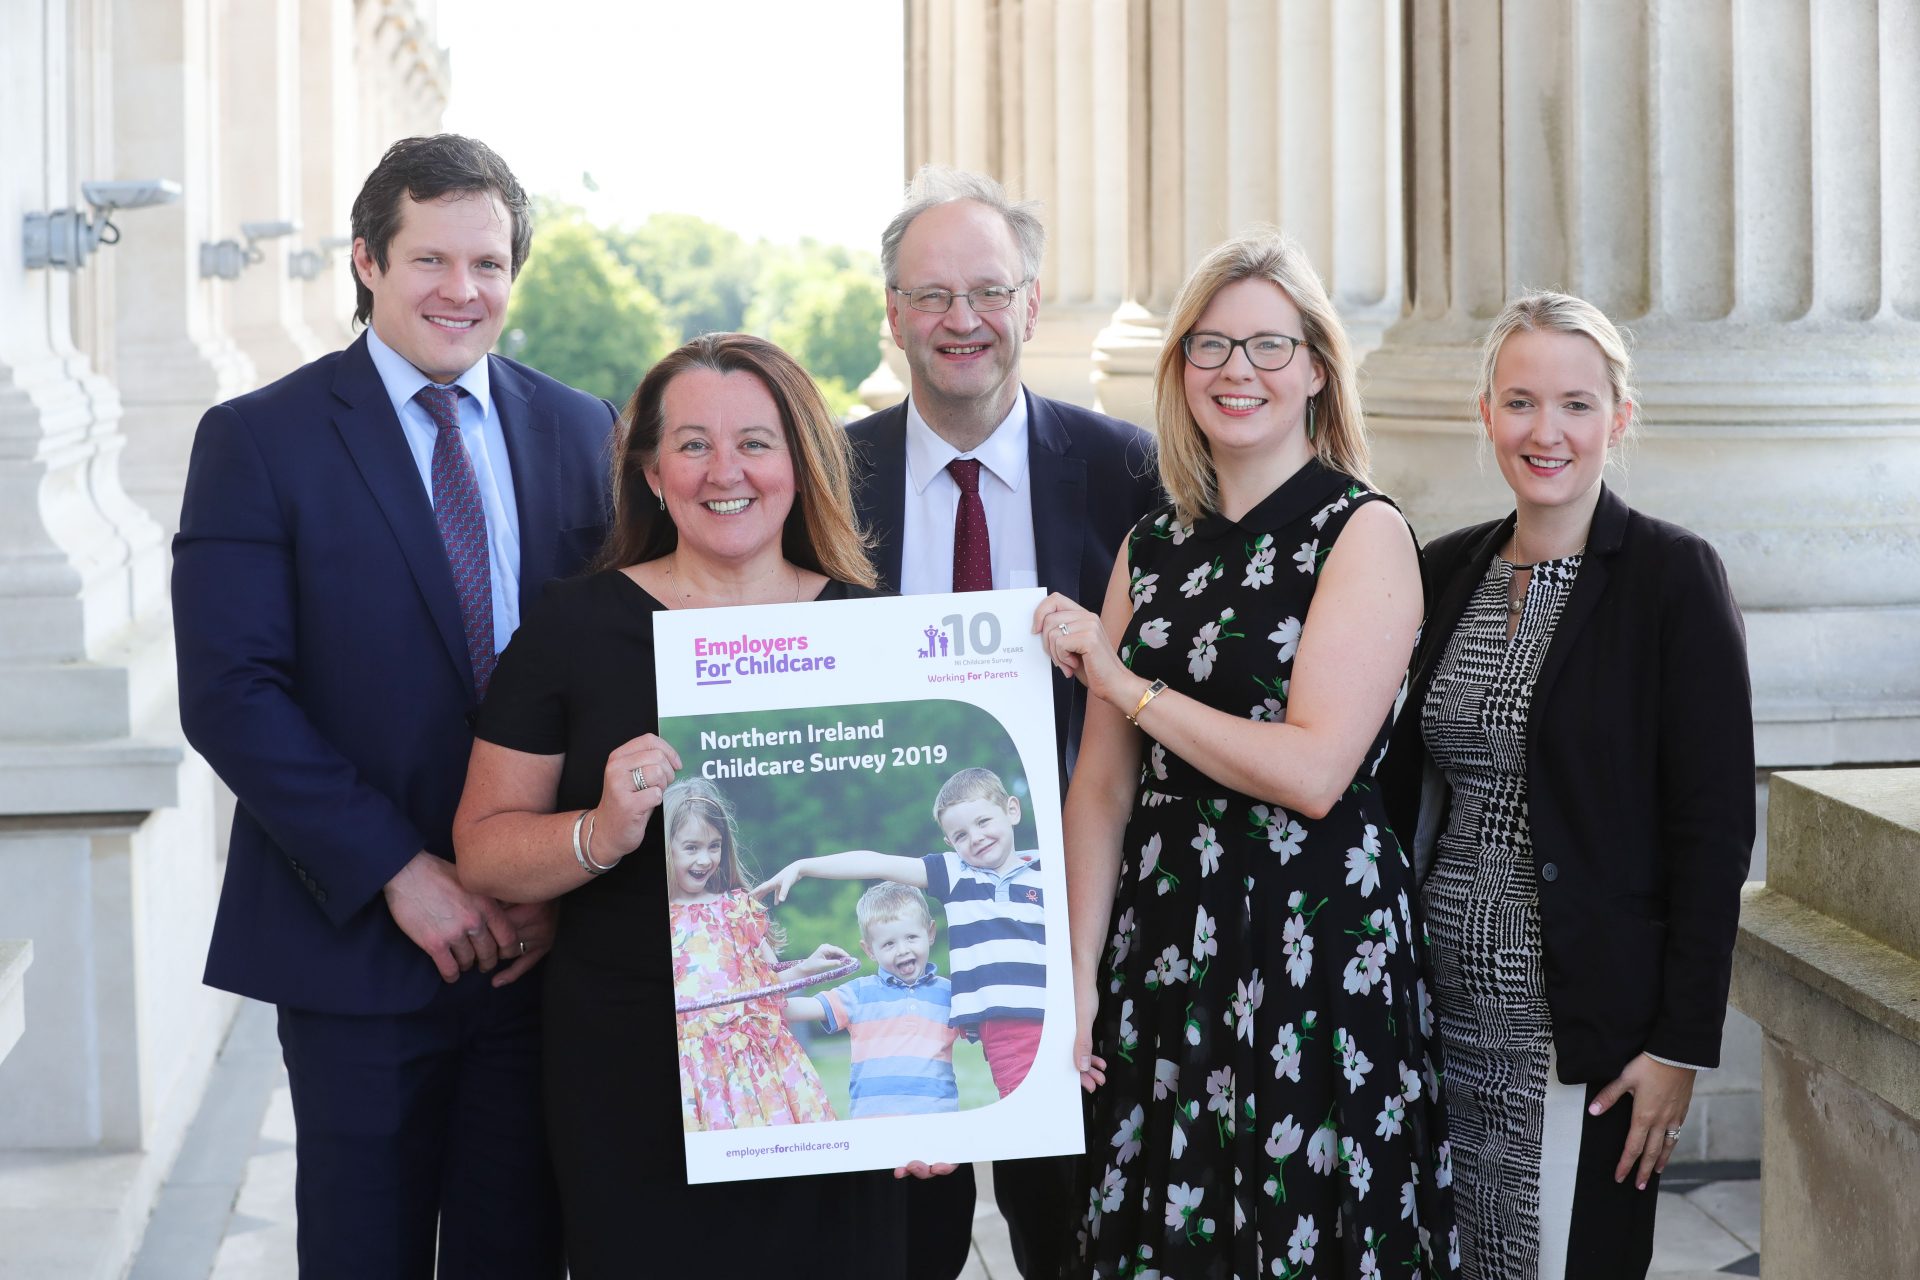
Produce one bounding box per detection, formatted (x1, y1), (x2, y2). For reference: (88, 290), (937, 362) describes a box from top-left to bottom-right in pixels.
(654, 588), (1085, 1183)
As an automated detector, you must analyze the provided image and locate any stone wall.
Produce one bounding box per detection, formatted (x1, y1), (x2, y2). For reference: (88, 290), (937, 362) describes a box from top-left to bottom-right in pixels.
(1731, 768), (1920, 1277)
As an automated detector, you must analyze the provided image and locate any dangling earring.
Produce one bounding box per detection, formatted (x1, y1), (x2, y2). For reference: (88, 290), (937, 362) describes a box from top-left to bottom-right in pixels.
(653, 490), (664, 510)
(1306, 398), (1317, 443)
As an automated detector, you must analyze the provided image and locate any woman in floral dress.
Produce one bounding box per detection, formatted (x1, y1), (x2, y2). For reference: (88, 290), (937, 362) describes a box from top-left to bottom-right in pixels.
(1037, 232), (1456, 1279)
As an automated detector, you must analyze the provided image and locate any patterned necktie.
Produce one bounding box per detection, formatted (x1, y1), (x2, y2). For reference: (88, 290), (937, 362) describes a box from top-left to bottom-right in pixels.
(416, 383), (496, 697)
(948, 457), (992, 592)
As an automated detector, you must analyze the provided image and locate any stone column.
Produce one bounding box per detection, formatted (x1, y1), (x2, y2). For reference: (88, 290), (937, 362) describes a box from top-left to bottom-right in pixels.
(1363, 0), (1920, 768)
(299, 0), (360, 351)
(0, 0), (227, 1168)
(221, 0), (325, 384)
(112, 0), (256, 533)
(1089, 0), (1405, 425)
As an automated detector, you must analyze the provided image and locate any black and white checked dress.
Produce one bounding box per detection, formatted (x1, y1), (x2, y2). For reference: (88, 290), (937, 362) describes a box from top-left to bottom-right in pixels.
(1418, 553), (1586, 1280)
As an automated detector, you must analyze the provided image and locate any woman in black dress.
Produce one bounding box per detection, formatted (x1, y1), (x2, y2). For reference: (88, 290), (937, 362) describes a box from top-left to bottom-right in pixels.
(1382, 292), (1754, 1279)
(1037, 231), (1456, 1278)
(452, 333), (908, 1278)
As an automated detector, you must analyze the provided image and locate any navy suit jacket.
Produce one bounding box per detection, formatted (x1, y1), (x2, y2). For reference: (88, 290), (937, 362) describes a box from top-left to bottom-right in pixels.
(174, 334), (616, 1016)
(847, 390), (1161, 778)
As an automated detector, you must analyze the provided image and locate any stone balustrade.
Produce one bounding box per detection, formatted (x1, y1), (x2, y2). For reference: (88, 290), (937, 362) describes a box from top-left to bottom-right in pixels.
(1731, 768), (1920, 1277)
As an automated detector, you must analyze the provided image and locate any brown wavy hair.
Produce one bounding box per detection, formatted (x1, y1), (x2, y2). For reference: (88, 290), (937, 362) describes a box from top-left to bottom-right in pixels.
(1153, 230), (1369, 524)
(594, 333), (876, 587)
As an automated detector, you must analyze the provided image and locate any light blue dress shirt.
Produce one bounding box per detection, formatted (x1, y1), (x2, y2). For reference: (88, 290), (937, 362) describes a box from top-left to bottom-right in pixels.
(363, 326), (523, 649)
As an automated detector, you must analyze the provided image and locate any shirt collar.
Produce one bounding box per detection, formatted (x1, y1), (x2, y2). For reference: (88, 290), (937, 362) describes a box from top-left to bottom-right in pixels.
(880, 960), (941, 989)
(904, 390), (1030, 496)
(364, 324), (493, 424)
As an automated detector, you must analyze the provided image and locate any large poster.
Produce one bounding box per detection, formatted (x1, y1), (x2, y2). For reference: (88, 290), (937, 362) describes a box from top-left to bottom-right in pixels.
(653, 588), (1084, 1183)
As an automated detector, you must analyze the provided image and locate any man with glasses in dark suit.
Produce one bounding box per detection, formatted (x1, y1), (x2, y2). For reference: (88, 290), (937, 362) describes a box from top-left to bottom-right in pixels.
(848, 165), (1161, 1280)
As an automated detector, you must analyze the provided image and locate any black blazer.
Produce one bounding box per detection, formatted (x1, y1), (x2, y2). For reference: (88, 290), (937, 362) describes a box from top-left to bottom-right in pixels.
(846, 389), (1161, 779)
(1382, 485), (1755, 1081)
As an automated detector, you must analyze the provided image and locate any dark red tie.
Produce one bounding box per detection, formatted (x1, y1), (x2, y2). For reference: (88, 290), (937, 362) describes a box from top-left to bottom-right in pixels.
(416, 384), (497, 697)
(948, 458), (992, 592)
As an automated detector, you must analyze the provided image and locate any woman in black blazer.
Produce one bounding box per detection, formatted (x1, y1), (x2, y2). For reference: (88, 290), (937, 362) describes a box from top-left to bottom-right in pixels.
(1382, 292), (1754, 1280)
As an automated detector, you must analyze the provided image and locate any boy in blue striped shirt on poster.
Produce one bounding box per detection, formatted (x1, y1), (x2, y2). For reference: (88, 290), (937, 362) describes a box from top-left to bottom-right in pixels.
(784, 883), (962, 1117)
(759, 768), (1048, 1098)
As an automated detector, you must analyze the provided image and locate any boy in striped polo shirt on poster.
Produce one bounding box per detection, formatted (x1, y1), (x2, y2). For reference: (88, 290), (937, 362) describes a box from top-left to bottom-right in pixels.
(759, 768), (1048, 1097)
(784, 883), (961, 1118)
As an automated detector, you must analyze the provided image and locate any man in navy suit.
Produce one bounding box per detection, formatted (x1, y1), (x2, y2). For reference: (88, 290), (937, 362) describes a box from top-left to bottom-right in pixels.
(173, 135), (615, 1277)
(848, 166), (1161, 1280)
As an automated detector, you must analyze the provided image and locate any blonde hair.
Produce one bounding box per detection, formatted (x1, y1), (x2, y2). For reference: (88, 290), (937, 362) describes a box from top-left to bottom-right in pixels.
(855, 882), (935, 940)
(1154, 230), (1369, 524)
(1475, 291), (1638, 440)
(931, 767), (1011, 825)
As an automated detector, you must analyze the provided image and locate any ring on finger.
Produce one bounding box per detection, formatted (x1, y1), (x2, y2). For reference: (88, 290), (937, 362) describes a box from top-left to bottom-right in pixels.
(1057, 622), (1070, 636)
(518, 940), (528, 956)
(1663, 1127), (1682, 1142)
(631, 764), (646, 792)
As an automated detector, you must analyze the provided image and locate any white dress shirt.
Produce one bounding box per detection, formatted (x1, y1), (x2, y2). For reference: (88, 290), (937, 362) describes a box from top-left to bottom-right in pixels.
(364, 326), (523, 648)
(898, 392), (1039, 596)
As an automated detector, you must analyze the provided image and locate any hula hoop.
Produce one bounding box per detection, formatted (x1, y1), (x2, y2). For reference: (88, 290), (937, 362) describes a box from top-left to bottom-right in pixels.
(674, 956), (861, 1015)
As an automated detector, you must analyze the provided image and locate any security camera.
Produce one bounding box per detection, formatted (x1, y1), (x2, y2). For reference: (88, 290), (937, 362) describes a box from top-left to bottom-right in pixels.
(241, 220), (300, 243)
(79, 180), (183, 213)
(23, 177), (182, 271)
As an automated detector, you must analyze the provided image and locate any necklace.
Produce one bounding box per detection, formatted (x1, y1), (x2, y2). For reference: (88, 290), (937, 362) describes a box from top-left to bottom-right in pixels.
(663, 556), (804, 608)
(1505, 527), (1585, 615)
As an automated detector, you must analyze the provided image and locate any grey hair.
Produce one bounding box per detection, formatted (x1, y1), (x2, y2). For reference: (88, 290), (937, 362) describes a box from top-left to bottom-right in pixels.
(880, 165), (1046, 288)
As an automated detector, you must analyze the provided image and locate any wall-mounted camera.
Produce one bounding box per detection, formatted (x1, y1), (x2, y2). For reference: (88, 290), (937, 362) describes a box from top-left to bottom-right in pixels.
(201, 219), (300, 280)
(22, 179), (183, 271)
(288, 234), (351, 281)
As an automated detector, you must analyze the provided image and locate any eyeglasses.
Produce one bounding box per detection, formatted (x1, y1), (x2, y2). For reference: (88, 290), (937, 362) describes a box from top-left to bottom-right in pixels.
(1181, 331), (1310, 371)
(892, 281), (1030, 314)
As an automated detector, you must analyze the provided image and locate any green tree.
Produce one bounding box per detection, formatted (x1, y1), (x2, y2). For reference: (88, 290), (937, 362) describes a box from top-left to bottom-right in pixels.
(505, 218), (671, 403)
(746, 241), (885, 414)
(605, 213), (761, 340)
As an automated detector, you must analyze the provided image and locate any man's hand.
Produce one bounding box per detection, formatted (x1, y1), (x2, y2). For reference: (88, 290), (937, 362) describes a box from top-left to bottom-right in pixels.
(488, 900), (557, 988)
(383, 851), (515, 982)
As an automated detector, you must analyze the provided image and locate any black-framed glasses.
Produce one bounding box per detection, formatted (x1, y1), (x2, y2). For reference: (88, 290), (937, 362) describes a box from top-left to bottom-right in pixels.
(1181, 331), (1310, 371)
(893, 281), (1031, 314)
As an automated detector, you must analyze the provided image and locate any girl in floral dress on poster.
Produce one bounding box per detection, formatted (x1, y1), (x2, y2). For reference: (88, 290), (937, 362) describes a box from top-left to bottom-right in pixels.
(1036, 232), (1457, 1279)
(666, 778), (850, 1131)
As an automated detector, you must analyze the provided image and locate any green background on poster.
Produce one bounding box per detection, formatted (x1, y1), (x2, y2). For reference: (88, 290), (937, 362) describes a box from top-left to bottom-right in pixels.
(660, 698), (1039, 1114)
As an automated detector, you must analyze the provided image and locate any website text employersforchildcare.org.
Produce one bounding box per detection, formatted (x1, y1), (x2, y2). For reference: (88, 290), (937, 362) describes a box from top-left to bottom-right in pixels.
(723, 1138), (854, 1159)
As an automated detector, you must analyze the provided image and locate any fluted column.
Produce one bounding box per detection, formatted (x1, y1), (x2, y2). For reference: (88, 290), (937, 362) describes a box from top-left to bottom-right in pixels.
(1364, 0), (1920, 766)
(221, 0), (325, 384)
(1090, 0), (1404, 424)
(299, 0), (360, 350)
(0, 0), (226, 1165)
(111, 0), (256, 533)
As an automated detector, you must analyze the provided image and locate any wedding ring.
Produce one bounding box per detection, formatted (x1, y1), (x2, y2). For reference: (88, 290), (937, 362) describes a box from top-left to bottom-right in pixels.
(1663, 1128), (1682, 1142)
(518, 940), (529, 956)
(1057, 622), (1070, 636)
(631, 764), (646, 792)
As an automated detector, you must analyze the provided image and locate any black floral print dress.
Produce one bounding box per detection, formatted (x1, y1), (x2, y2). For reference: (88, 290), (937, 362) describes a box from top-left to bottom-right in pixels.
(1079, 460), (1457, 1280)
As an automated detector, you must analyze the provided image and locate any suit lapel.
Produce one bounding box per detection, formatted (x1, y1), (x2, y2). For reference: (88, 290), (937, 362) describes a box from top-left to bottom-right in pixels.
(856, 404), (909, 593)
(492, 357), (556, 619)
(1409, 515), (1513, 713)
(1025, 390), (1088, 598)
(1531, 484), (1627, 718)
(330, 335), (474, 695)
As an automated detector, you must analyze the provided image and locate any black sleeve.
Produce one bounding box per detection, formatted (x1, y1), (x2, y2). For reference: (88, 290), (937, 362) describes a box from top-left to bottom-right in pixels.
(1646, 533), (1756, 1068)
(474, 581), (580, 756)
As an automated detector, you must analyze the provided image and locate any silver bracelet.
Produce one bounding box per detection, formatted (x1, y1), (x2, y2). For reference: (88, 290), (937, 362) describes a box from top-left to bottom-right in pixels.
(572, 809), (615, 875)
